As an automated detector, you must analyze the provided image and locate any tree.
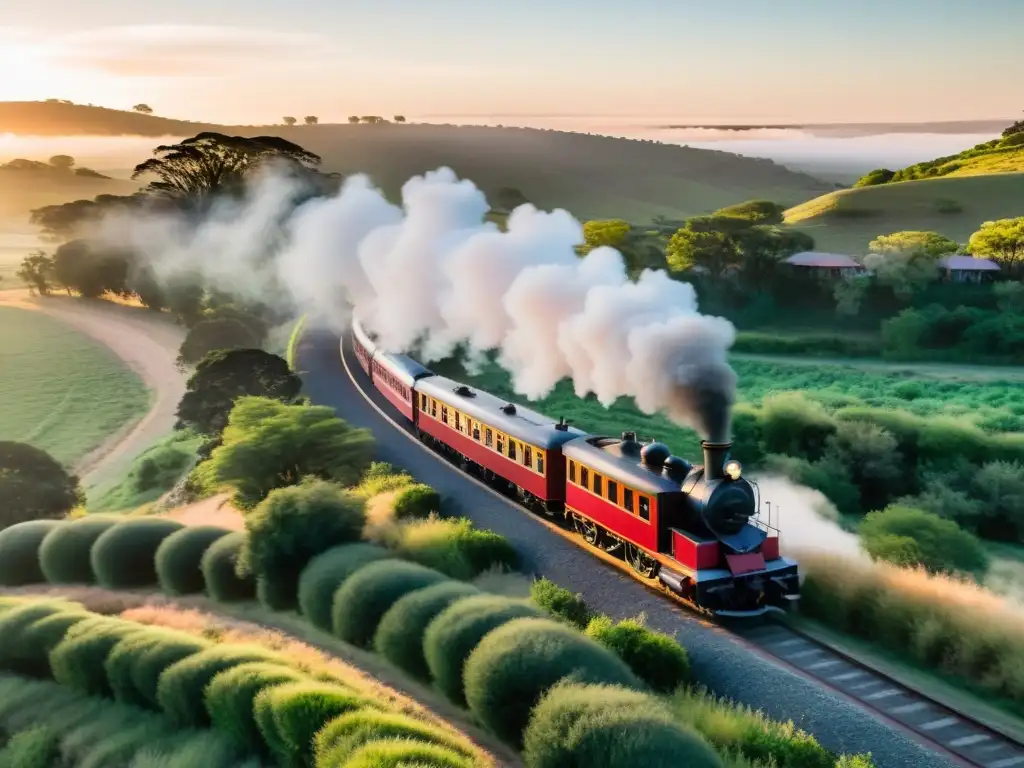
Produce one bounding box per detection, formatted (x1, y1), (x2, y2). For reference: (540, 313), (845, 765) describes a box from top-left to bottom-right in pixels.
(52, 239), (130, 298)
(30, 193), (151, 242)
(869, 231), (958, 258)
(582, 220), (632, 252)
(282, 116), (297, 126)
(176, 348), (302, 435)
(0, 442), (83, 529)
(348, 116), (360, 124)
(712, 199), (786, 225)
(189, 397), (374, 509)
(393, 115), (406, 123)
(16, 251), (55, 295)
(853, 168), (896, 188)
(133, 104), (153, 115)
(859, 505), (989, 576)
(48, 155), (75, 171)
(360, 116), (386, 124)
(177, 317), (263, 367)
(734, 226), (814, 288)
(967, 217), (1024, 277)
(1002, 111), (1024, 138)
(131, 132), (322, 201)
(304, 115), (318, 125)
(199, 304), (269, 344)
(666, 227), (734, 277)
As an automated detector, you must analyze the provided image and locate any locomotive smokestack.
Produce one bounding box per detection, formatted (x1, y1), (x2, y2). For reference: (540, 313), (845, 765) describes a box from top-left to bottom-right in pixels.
(701, 440), (732, 481)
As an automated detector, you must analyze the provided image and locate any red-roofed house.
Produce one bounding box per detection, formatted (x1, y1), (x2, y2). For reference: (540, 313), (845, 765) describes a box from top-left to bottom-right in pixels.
(785, 251), (867, 279)
(938, 255), (1001, 283)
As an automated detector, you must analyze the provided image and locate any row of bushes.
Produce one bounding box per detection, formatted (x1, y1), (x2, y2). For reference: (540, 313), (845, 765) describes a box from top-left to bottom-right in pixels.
(732, 331), (882, 359)
(882, 304), (1024, 361)
(0, 597), (481, 767)
(799, 551), (1024, 712)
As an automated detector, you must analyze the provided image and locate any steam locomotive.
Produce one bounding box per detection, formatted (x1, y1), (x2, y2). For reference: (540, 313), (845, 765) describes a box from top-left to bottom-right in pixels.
(350, 318), (800, 617)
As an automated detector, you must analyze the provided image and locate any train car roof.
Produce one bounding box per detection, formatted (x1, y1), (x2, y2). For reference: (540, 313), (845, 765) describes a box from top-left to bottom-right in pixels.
(415, 374), (587, 450)
(562, 436), (683, 495)
(351, 318), (376, 354)
(375, 351), (434, 386)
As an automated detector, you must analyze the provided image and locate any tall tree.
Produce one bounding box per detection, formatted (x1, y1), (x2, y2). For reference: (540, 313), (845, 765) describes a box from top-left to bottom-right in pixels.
(52, 239), (130, 298)
(304, 115), (319, 125)
(869, 231), (959, 258)
(0, 442), (83, 529)
(393, 115), (406, 123)
(1002, 111), (1024, 138)
(348, 116), (360, 124)
(16, 251), (55, 295)
(968, 217), (1024, 277)
(282, 116), (297, 126)
(133, 104), (154, 115)
(666, 228), (735, 277)
(48, 155), (75, 171)
(131, 132), (322, 201)
(177, 317), (263, 367)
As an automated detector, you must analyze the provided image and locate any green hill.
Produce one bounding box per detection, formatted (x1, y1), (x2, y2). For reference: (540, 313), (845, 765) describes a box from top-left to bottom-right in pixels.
(784, 173), (1024, 254)
(0, 101), (832, 222)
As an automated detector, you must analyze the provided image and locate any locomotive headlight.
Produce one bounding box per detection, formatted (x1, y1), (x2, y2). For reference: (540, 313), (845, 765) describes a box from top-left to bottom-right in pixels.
(724, 460), (743, 480)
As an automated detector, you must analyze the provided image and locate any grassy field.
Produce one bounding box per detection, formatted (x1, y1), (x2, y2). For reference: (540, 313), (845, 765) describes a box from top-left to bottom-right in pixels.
(0, 306), (150, 467)
(0, 101), (832, 223)
(783, 172), (1024, 253)
(429, 353), (1024, 461)
(86, 432), (204, 513)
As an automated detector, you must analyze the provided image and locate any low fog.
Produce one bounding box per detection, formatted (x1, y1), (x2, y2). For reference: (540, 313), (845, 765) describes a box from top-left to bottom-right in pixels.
(95, 165), (737, 441)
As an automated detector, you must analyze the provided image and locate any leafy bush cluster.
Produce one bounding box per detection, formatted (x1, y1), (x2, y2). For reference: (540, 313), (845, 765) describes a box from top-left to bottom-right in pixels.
(882, 302), (1024, 362)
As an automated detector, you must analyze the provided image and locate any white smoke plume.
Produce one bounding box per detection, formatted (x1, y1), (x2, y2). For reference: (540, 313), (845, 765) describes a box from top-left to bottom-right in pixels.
(91, 165), (738, 439)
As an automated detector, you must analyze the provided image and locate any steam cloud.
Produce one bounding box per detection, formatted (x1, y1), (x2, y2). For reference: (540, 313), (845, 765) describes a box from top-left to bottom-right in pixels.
(94, 165), (738, 439)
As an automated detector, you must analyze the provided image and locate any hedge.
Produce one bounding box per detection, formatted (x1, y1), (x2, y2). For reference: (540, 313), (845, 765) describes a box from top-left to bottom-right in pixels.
(584, 615), (690, 693)
(0, 725), (59, 768)
(205, 662), (306, 753)
(200, 531), (256, 602)
(374, 581), (480, 681)
(392, 484), (441, 519)
(463, 617), (641, 745)
(0, 600), (85, 676)
(395, 517), (519, 580)
(313, 709), (472, 764)
(252, 681), (368, 767)
(50, 617), (144, 696)
(11, 609), (92, 679)
(155, 525), (232, 595)
(530, 578), (593, 630)
(0, 520), (62, 586)
(423, 595), (544, 705)
(105, 629), (212, 709)
(90, 518), (185, 589)
(38, 516), (119, 584)
(156, 644), (287, 728)
(331, 559), (449, 647)
(297, 543), (390, 631)
(319, 738), (474, 768)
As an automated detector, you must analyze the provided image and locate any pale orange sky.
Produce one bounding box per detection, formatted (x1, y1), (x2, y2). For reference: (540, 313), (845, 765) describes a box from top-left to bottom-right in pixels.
(2, 1), (1022, 125)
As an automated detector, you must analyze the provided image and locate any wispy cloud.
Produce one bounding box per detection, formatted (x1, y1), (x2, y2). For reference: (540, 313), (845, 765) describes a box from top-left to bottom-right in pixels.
(45, 25), (338, 77)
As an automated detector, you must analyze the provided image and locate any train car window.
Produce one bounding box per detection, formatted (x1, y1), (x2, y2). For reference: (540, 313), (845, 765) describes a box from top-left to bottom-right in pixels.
(607, 479), (618, 504)
(441, 406), (448, 424)
(524, 445), (533, 468)
(420, 393), (427, 409)
(485, 428), (493, 447)
(639, 496), (650, 521)
(473, 425), (481, 441)
(569, 461), (576, 483)
(537, 452), (545, 474)
(623, 488), (634, 513)
(580, 466), (589, 488)
(509, 440), (517, 461)
(431, 400), (437, 417)
(593, 474), (603, 496)
(454, 412), (461, 431)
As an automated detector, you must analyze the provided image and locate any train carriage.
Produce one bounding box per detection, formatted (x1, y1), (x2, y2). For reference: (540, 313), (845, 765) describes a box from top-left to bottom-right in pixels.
(351, 318), (376, 375)
(415, 375), (585, 512)
(371, 353), (433, 422)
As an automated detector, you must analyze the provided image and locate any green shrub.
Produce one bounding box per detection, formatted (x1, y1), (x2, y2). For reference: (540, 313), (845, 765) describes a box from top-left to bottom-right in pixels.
(530, 578), (592, 629)
(0, 520), (62, 585)
(252, 681), (367, 767)
(106, 632), (172, 707)
(50, 617), (143, 696)
(758, 393), (836, 461)
(423, 594), (544, 705)
(157, 644), (287, 728)
(355, 462), (414, 497)
(0, 725), (60, 768)
(313, 709), (471, 763)
(241, 478), (368, 610)
(12, 609), (92, 678)
(205, 662), (306, 753)
(298, 543), (390, 631)
(395, 516), (519, 579)
(584, 615), (690, 693)
(331, 559), (448, 647)
(374, 581), (480, 680)
(860, 505), (989, 576)
(155, 525), (231, 595)
(90, 518), (185, 588)
(0, 600), (85, 676)
(38, 515), (119, 584)
(463, 617), (641, 745)
(105, 630), (212, 709)
(318, 738), (473, 768)
(392, 483), (441, 519)
(200, 531), (256, 602)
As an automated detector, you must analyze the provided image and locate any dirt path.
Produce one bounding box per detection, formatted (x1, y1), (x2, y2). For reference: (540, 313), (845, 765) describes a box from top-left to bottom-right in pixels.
(732, 351), (1024, 382)
(0, 290), (186, 488)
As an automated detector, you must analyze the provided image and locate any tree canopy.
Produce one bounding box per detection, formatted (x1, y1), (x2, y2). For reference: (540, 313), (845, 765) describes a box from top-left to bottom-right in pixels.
(282, 116), (297, 126)
(52, 239), (130, 298)
(492, 187), (530, 212)
(967, 217), (1024, 276)
(177, 317), (264, 367)
(176, 348), (302, 435)
(48, 155), (75, 170)
(16, 252), (55, 295)
(860, 504), (989, 576)
(0, 442), (83, 529)
(712, 199), (786, 225)
(868, 231), (959, 258)
(132, 104), (153, 115)
(1002, 112), (1024, 138)
(853, 168), (896, 188)
(189, 397), (375, 508)
(304, 116), (319, 125)
(582, 219), (632, 252)
(131, 132), (323, 201)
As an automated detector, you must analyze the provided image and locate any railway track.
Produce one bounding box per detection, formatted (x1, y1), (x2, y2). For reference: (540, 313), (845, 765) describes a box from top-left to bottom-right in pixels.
(336, 331), (1024, 768)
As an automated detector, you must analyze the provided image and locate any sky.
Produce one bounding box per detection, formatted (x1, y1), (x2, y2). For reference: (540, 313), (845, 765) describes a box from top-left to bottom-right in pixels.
(1, 0), (1022, 125)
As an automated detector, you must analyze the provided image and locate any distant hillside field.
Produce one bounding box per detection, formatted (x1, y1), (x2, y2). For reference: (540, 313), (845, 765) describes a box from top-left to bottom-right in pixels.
(783, 173), (1024, 253)
(0, 101), (832, 222)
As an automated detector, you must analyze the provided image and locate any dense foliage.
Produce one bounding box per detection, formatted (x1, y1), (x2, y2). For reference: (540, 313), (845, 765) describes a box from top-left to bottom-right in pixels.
(859, 505), (989, 576)
(0, 442), (82, 529)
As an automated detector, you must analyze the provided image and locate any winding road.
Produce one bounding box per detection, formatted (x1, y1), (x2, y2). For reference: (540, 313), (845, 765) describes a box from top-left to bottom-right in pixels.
(297, 327), (959, 768)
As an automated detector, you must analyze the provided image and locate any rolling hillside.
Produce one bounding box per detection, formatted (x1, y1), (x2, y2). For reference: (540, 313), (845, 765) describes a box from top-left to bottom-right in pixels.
(0, 101), (832, 222)
(784, 173), (1024, 253)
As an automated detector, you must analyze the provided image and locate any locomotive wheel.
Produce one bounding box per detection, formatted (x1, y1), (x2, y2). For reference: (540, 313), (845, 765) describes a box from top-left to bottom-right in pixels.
(602, 534), (624, 554)
(626, 544), (658, 578)
(573, 514), (601, 546)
